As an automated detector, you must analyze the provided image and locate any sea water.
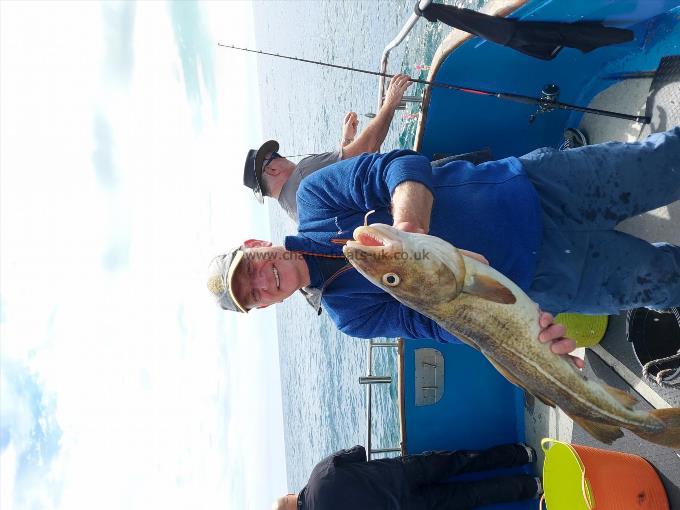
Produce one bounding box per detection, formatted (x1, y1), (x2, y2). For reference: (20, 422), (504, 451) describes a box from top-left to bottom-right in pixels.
(253, 0), (485, 491)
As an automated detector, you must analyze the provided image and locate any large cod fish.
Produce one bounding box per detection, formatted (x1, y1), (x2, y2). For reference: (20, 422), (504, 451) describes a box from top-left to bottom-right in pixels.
(343, 224), (680, 449)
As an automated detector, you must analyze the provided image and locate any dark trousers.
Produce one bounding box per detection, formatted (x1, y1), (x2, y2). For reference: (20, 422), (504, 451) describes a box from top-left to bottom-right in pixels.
(400, 444), (536, 510)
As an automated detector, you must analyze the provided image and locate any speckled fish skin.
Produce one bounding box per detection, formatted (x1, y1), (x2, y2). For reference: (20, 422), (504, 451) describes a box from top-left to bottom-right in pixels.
(343, 224), (680, 449)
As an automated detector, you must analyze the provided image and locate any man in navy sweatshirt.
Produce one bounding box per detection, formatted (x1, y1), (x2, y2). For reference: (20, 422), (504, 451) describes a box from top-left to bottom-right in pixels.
(208, 127), (679, 350)
(272, 444), (542, 510)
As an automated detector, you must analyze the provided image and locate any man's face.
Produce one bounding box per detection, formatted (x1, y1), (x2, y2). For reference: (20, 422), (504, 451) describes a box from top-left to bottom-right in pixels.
(258, 152), (278, 196)
(261, 151), (281, 173)
(231, 245), (302, 310)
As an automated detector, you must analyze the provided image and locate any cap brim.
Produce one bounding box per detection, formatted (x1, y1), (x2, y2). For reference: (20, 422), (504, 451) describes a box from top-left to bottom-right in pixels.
(227, 250), (248, 313)
(226, 250), (248, 313)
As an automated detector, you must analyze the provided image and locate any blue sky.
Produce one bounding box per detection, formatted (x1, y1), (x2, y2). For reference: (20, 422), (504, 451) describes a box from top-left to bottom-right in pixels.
(0, 2), (285, 509)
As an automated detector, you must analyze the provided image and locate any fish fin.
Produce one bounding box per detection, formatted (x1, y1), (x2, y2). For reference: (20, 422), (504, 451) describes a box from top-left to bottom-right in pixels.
(636, 408), (680, 449)
(571, 415), (624, 444)
(486, 357), (525, 389)
(463, 275), (516, 304)
(532, 392), (557, 409)
(602, 384), (638, 410)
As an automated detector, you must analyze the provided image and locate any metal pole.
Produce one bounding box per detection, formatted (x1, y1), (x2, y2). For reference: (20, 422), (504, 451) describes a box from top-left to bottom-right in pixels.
(378, 0), (433, 110)
(359, 376), (393, 384)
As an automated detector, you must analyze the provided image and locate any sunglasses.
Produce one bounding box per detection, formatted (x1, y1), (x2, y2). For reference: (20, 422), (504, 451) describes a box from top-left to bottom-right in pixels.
(261, 152), (282, 173)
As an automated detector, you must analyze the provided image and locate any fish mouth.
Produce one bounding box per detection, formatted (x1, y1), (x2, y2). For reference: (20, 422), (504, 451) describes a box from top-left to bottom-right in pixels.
(343, 224), (404, 255)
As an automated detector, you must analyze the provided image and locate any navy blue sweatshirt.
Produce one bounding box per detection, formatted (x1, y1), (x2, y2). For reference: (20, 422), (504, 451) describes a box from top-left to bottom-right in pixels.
(286, 150), (542, 344)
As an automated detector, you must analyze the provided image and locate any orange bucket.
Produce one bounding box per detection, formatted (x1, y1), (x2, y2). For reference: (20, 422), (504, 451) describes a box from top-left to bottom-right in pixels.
(540, 438), (669, 510)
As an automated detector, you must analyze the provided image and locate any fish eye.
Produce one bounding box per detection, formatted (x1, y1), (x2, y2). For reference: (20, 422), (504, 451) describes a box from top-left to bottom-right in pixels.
(382, 273), (400, 287)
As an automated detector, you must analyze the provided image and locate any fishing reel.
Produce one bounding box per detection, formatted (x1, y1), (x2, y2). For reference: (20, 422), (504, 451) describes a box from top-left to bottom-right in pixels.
(528, 83), (560, 123)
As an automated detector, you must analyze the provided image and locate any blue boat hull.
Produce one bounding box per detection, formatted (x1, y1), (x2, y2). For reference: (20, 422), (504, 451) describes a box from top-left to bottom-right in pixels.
(402, 339), (530, 510)
(417, 1), (680, 159)
(403, 1), (679, 507)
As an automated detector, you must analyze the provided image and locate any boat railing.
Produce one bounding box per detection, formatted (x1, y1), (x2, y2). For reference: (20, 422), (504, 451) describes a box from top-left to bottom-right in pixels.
(360, 339), (402, 460)
(376, 0), (432, 112)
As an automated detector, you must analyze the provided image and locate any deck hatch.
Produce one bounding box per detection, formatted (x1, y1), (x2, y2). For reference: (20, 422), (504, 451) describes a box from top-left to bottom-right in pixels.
(414, 348), (445, 406)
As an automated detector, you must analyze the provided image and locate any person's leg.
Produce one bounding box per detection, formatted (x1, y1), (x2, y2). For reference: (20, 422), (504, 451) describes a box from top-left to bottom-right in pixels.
(520, 126), (680, 230)
(571, 232), (680, 313)
(400, 444), (533, 485)
(530, 226), (680, 314)
(415, 475), (540, 510)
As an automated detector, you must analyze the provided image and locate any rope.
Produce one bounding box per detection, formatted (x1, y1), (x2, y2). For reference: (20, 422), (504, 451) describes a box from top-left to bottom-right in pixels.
(639, 307), (680, 388)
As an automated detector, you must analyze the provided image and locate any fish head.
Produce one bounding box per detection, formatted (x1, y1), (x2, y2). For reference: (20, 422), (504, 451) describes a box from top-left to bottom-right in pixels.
(343, 224), (466, 309)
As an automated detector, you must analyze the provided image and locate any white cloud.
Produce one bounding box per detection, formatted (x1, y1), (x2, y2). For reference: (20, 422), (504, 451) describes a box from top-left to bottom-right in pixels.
(0, 1), (285, 509)
(0, 359), (62, 510)
(100, 1), (136, 89)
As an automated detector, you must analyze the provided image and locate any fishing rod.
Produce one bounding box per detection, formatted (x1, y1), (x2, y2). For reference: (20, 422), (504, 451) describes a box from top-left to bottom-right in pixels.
(218, 43), (651, 124)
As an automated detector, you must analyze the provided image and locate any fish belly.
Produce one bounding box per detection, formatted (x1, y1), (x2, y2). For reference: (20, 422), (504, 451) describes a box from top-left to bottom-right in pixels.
(435, 295), (652, 431)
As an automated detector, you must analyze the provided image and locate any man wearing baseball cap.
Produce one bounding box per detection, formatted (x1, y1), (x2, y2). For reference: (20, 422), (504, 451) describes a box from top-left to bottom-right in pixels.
(243, 74), (413, 221)
(206, 235), (583, 364)
(209, 126), (680, 357)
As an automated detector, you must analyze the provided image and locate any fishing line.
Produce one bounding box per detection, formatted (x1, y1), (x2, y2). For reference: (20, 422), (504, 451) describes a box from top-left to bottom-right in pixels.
(218, 43), (651, 124)
(282, 153), (314, 159)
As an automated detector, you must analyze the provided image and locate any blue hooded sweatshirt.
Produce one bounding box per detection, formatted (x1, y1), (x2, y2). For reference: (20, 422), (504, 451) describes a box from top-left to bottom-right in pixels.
(285, 150), (542, 344)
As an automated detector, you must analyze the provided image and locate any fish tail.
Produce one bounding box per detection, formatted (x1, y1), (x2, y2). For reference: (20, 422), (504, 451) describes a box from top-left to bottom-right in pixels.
(571, 414), (624, 444)
(634, 408), (680, 448)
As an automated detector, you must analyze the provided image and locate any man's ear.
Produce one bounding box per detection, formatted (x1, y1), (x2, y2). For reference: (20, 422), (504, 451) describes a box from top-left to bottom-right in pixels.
(286, 494), (297, 509)
(263, 164), (281, 176)
(243, 239), (273, 248)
